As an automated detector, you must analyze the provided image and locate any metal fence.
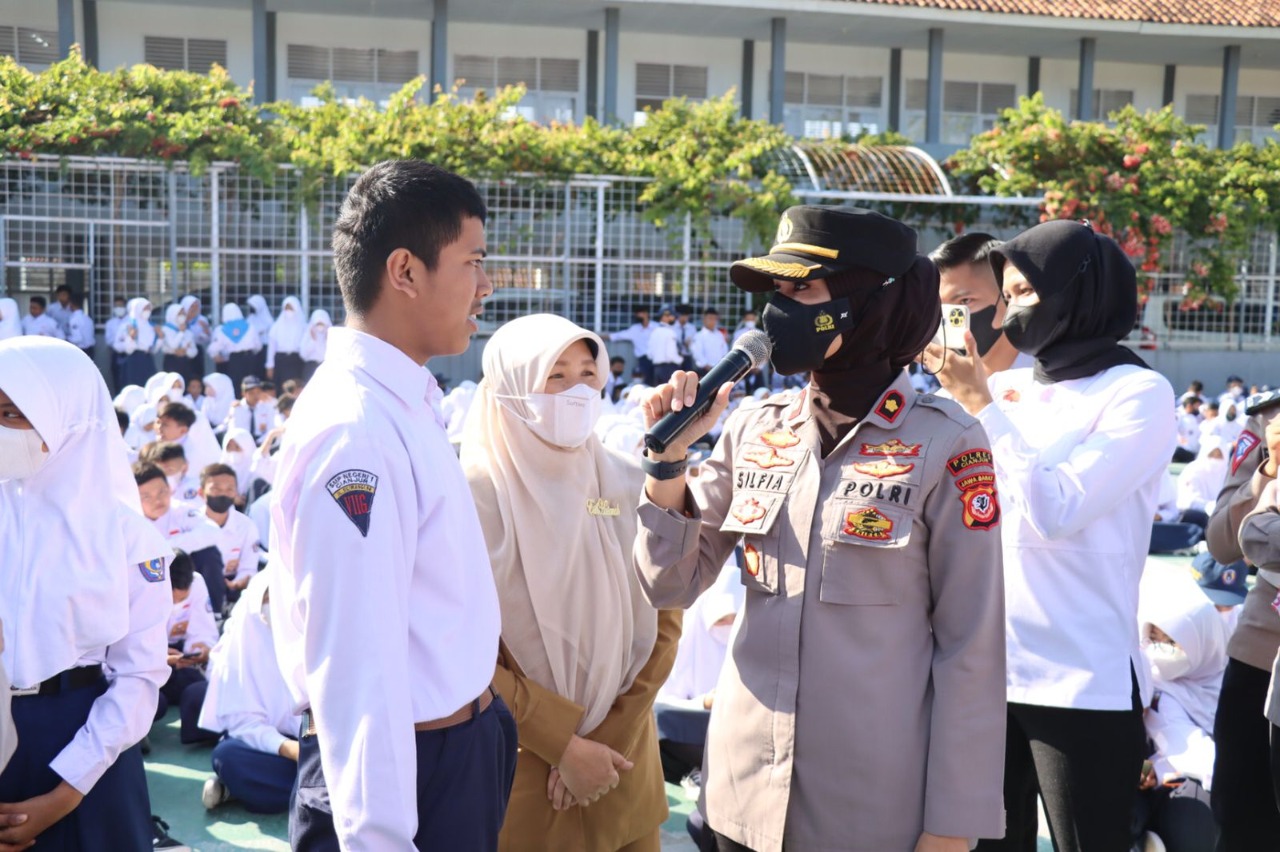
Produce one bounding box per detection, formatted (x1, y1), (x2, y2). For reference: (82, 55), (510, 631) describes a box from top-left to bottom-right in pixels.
(0, 155), (1276, 353)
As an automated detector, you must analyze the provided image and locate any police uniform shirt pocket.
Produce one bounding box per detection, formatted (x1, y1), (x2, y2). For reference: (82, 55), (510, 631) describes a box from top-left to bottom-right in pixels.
(738, 535), (781, 596)
(819, 500), (913, 605)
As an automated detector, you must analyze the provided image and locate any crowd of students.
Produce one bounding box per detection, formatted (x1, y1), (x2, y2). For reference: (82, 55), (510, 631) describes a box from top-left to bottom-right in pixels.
(2, 160), (1280, 852)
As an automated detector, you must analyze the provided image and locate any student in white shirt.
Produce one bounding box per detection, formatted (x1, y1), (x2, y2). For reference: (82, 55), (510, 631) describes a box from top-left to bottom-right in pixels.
(158, 303), (200, 383)
(112, 298), (158, 388)
(45, 285), (74, 335)
(246, 294), (274, 338)
(647, 306), (682, 385)
(135, 461), (227, 617)
(156, 399), (221, 474)
(0, 298), (20, 341)
(227, 376), (274, 444)
(199, 464), (261, 599)
(201, 372), (236, 434)
(1177, 436), (1229, 526)
(104, 298), (129, 390)
(62, 292), (96, 361)
(931, 219), (1177, 852)
(270, 160), (515, 849)
(180, 294), (212, 350)
(140, 441), (202, 504)
(266, 296), (306, 386)
(604, 307), (654, 384)
(691, 308), (730, 376)
(208, 304), (263, 395)
(198, 569), (299, 814)
(219, 426), (257, 500)
(0, 336), (171, 851)
(22, 296), (65, 339)
(299, 308), (332, 382)
(1173, 396), (1203, 463)
(157, 552), (218, 725)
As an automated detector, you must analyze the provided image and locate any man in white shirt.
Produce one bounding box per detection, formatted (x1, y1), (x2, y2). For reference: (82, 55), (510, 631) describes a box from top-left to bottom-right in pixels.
(64, 291), (95, 359)
(45, 284), (74, 335)
(675, 303), (697, 370)
(228, 376), (275, 443)
(21, 297), (64, 339)
(647, 306), (682, 386)
(200, 463), (261, 599)
(270, 160), (515, 850)
(1175, 396), (1203, 463)
(691, 308), (729, 376)
(931, 232), (1034, 376)
(605, 307), (655, 385)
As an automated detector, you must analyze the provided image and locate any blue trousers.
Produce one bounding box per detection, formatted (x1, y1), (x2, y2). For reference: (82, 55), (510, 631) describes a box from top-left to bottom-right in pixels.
(213, 737), (297, 814)
(177, 678), (221, 745)
(0, 676), (152, 851)
(290, 695), (517, 851)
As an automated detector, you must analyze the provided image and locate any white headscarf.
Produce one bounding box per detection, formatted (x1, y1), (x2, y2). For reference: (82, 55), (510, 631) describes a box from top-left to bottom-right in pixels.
(661, 561), (743, 701)
(441, 380), (478, 444)
(0, 337), (170, 685)
(299, 309), (332, 363)
(460, 314), (657, 735)
(125, 298), (157, 349)
(0, 299), (20, 340)
(160, 303), (188, 352)
(269, 296), (306, 355)
(1139, 566), (1229, 732)
(181, 295), (211, 346)
(202, 373), (236, 429)
(113, 385), (147, 414)
(220, 426), (256, 495)
(246, 295), (274, 336)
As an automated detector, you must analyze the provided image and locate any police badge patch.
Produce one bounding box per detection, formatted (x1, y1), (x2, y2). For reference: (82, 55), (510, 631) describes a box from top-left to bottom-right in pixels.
(1232, 431), (1261, 476)
(326, 469), (379, 537)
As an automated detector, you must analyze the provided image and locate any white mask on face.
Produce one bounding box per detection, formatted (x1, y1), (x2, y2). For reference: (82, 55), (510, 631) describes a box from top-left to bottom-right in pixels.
(166, 473), (182, 492)
(113, 306), (126, 318)
(708, 623), (733, 645)
(140, 309), (152, 322)
(1147, 642), (1191, 682)
(167, 388), (183, 402)
(741, 320), (756, 329)
(0, 426), (49, 481)
(504, 383), (602, 449)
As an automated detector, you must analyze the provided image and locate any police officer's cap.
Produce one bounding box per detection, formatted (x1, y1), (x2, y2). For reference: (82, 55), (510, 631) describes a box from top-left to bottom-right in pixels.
(730, 206), (918, 293)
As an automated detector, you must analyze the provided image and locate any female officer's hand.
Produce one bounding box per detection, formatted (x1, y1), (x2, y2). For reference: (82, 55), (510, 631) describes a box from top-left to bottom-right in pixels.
(640, 370), (734, 463)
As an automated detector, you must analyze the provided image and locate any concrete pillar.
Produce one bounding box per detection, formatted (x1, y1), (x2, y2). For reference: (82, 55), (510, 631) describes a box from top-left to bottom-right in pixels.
(604, 7), (619, 123)
(1077, 37), (1096, 120)
(1218, 45), (1240, 149)
(888, 47), (901, 132)
(741, 39), (754, 119)
(1028, 56), (1040, 96)
(586, 30), (599, 120)
(925, 28), (943, 145)
(251, 0), (268, 103)
(57, 0), (75, 59)
(430, 0), (448, 99)
(769, 17), (785, 125)
(265, 11), (276, 101)
(1162, 64), (1176, 107)
(83, 0), (98, 66)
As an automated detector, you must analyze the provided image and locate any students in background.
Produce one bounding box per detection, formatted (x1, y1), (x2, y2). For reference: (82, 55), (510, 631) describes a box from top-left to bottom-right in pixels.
(104, 297), (129, 390)
(209, 304), (263, 394)
(201, 373), (236, 434)
(199, 463), (261, 601)
(180, 295), (212, 352)
(22, 296), (64, 339)
(64, 291), (95, 361)
(159, 304), (200, 383)
(265, 296), (306, 386)
(691, 309), (729, 377)
(46, 285), (74, 335)
(139, 442), (202, 504)
(1176, 436), (1229, 528)
(219, 427), (257, 502)
(605, 307), (654, 385)
(228, 376), (274, 444)
(157, 551), (218, 734)
(299, 308), (332, 382)
(113, 298), (158, 387)
(134, 461), (227, 615)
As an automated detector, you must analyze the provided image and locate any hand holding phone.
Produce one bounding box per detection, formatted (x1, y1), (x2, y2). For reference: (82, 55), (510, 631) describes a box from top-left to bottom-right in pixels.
(931, 304), (970, 353)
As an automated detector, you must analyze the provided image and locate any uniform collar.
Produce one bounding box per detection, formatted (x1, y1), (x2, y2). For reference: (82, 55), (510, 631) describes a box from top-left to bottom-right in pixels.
(781, 371), (916, 431)
(325, 327), (434, 410)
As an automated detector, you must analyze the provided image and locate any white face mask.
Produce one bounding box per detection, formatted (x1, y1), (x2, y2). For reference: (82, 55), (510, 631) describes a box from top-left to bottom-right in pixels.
(113, 306), (126, 318)
(741, 320), (756, 329)
(0, 427), (49, 481)
(166, 473), (182, 492)
(1147, 642), (1192, 682)
(140, 309), (152, 322)
(708, 623), (733, 645)
(506, 383), (602, 449)
(167, 388), (183, 402)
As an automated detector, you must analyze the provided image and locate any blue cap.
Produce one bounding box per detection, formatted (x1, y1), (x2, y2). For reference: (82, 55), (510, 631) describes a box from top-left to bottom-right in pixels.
(1191, 552), (1248, 606)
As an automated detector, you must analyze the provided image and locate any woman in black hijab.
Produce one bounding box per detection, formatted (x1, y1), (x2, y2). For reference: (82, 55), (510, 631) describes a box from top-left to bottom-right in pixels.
(929, 218), (1178, 852)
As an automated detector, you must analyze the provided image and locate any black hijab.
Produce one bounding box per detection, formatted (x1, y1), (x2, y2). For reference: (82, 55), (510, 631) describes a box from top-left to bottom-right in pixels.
(990, 219), (1148, 384)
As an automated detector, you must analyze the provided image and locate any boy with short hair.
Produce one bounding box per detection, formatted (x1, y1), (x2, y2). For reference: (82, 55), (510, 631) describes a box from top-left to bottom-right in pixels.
(199, 463), (261, 598)
(22, 296), (64, 339)
(140, 442), (201, 503)
(157, 550), (218, 728)
(134, 462), (227, 615)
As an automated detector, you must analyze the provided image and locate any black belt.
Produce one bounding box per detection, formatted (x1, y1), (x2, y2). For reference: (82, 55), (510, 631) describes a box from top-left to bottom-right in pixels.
(10, 665), (104, 699)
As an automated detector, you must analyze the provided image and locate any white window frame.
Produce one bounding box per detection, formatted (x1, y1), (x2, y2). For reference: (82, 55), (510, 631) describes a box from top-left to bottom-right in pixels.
(0, 25), (59, 70)
(287, 44), (419, 108)
(1067, 88), (1135, 123)
(903, 80), (1016, 144)
(634, 63), (708, 125)
(1186, 94), (1280, 145)
(453, 55), (581, 124)
(783, 72), (884, 140)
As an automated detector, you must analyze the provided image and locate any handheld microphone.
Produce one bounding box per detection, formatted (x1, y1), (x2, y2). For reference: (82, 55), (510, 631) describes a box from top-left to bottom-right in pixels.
(644, 330), (772, 455)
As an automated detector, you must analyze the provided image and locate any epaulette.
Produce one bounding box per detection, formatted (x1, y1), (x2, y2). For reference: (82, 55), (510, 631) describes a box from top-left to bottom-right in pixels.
(914, 393), (978, 427)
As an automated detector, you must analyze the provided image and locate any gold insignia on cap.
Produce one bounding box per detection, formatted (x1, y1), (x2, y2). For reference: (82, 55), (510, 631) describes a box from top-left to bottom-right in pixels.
(814, 311), (836, 333)
(776, 213), (794, 242)
(737, 257), (822, 278)
(771, 242), (839, 260)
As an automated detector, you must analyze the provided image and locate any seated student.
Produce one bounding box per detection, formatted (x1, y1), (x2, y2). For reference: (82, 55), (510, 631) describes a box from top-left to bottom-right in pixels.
(1177, 436), (1229, 529)
(198, 463), (261, 602)
(139, 442), (201, 504)
(156, 551), (219, 744)
(1133, 567), (1229, 852)
(227, 376), (273, 445)
(197, 570), (300, 814)
(156, 399), (220, 473)
(134, 461), (228, 615)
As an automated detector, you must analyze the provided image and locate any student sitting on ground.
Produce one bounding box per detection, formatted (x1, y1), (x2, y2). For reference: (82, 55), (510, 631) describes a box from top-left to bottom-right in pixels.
(156, 551), (219, 746)
(139, 441), (201, 504)
(198, 463), (261, 604)
(134, 461), (228, 615)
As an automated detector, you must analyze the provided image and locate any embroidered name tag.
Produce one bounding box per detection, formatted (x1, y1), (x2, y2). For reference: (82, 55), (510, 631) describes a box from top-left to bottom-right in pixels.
(586, 498), (620, 517)
(326, 469), (379, 537)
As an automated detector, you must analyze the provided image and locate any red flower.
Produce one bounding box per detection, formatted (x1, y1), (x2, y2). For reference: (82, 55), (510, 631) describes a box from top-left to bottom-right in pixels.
(1123, 154), (1142, 169)
(1134, 143), (1150, 155)
(219, 97), (239, 109)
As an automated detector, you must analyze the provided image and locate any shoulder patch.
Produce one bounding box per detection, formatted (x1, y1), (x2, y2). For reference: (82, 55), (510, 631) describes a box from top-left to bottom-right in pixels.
(138, 557), (167, 583)
(947, 448), (993, 477)
(1232, 431), (1261, 476)
(326, 469), (379, 537)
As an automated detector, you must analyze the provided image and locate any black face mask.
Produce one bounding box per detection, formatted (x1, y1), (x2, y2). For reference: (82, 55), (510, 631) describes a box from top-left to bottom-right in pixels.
(968, 305), (1003, 358)
(1001, 296), (1071, 358)
(206, 495), (235, 514)
(761, 293), (857, 376)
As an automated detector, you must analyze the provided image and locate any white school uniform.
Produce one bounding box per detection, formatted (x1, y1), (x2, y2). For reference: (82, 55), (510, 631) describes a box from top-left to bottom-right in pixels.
(981, 364), (1176, 710)
(167, 572), (219, 653)
(207, 304), (263, 360)
(266, 296), (305, 370)
(246, 295), (274, 338)
(691, 326), (730, 371)
(1176, 411), (1202, 455)
(270, 327), (501, 848)
(151, 503), (222, 555)
(609, 321), (653, 360)
(104, 311), (128, 353)
(22, 312), (64, 338)
(229, 399), (275, 444)
(658, 560), (743, 706)
(647, 322), (681, 368)
(112, 300), (157, 354)
(1176, 439), (1228, 514)
(66, 308), (96, 350)
(45, 300), (72, 334)
(180, 296), (212, 348)
(198, 571), (298, 754)
(209, 507), (261, 581)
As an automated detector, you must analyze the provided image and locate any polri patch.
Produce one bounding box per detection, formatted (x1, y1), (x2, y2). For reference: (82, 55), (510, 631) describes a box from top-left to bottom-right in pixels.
(138, 556), (167, 583)
(326, 469), (379, 537)
(859, 438), (921, 457)
(874, 390), (905, 423)
(851, 459), (914, 479)
(1232, 431), (1261, 476)
(947, 448), (993, 476)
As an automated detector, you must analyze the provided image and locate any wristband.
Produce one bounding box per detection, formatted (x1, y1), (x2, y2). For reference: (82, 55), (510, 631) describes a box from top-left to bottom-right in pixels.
(641, 452), (688, 481)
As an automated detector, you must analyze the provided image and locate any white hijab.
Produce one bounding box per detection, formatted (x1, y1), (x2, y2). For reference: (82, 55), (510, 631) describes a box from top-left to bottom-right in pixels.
(0, 299), (19, 340)
(114, 384), (147, 414)
(1139, 566), (1229, 732)
(246, 295), (274, 335)
(125, 298), (157, 349)
(0, 337), (170, 685)
(460, 314), (657, 735)
(662, 561), (743, 701)
(269, 296), (306, 354)
(202, 372), (236, 428)
(220, 426), (256, 495)
(160, 304), (189, 351)
(299, 309), (332, 363)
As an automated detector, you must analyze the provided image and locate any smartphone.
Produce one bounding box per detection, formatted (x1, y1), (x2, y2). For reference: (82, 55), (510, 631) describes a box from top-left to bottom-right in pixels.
(931, 304), (970, 352)
(181, 652), (203, 660)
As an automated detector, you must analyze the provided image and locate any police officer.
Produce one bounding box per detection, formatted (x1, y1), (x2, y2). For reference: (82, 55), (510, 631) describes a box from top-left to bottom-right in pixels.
(1205, 393), (1280, 849)
(635, 206), (1007, 852)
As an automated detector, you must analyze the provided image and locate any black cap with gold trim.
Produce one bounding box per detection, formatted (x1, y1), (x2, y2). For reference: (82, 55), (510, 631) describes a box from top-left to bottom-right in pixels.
(730, 205), (919, 293)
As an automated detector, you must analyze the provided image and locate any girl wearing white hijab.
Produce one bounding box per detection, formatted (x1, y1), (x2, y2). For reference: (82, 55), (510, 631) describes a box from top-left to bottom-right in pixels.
(460, 314), (678, 852)
(245, 294), (274, 337)
(298, 308), (331, 382)
(180, 295), (212, 349)
(220, 426), (256, 498)
(1177, 436), (1229, 522)
(265, 296), (306, 386)
(208, 304), (263, 397)
(0, 298), (20, 341)
(158, 304), (200, 383)
(111, 298), (158, 387)
(0, 337), (172, 850)
(202, 373), (236, 434)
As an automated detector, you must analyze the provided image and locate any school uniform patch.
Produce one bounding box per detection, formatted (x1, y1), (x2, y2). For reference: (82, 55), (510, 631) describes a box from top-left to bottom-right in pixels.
(851, 459), (914, 479)
(759, 429), (801, 449)
(947, 448), (993, 476)
(326, 469), (379, 537)
(842, 506), (894, 541)
(743, 446), (795, 469)
(1231, 431), (1261, 476)
(959, 480), (1000, 531)
(138, 557), (167, 583)
(874, 390), (905, 423)
(1002, 389), (1021, 403)
(859, 438), (921, 457)
(743, 542), (761, 577)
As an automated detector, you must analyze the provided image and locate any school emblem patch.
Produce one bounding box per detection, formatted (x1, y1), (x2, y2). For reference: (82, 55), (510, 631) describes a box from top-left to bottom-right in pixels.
(730, 497), (768, 527)
(138, 557), (167, 583)
(743, 447), (795, 470)
(326, 469), (379, 537)
(851, 460), (915, 479)
(743, 542), (761, 577)
(1232, 431), (1261, 476)
(859, 438), (922, 457)
(759, 429), (801, 449)
(842, 506), (894, 541)
(875, 390), (905, 423)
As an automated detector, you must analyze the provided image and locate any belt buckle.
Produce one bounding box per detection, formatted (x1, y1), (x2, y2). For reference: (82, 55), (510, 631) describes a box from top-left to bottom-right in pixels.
(10, 684), (41, 698)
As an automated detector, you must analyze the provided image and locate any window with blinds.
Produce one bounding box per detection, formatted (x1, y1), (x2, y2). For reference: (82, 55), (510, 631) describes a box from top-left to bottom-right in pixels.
(783, 72), (884, 139)
(144, 36), (228, 72)
(287, 44), (420, 106)
(1068, 88), (1135, 121)
(903, 80), (1015, 144)
(453, 55), (581, 123)
(635, 63), (708, 122)
(0, 25), (59, 68)
(1185, 94), (1280, 145)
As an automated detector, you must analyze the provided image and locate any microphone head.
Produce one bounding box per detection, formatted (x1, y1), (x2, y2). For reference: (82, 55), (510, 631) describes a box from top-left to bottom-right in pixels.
(734, 329), (772, 369)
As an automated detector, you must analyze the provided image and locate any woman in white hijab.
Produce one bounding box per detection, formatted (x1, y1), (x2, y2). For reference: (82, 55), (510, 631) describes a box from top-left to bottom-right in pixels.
(265, 296), (306, 386)
(245, 295), (273, 337)
(0, 337), (172, 850)
(111, 298), (158, 388)
(460, 314), (678, 852)
(0, 298), (20, 341)
(1176, 435), (1229, 524)
(220, 426), (256, 499)
(158, 304), (200, 383)
(202, 373), (236, 434)
(298, 309), (331, 383)
(180, 295), (212, 349)
(208, 304), (263, 397)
